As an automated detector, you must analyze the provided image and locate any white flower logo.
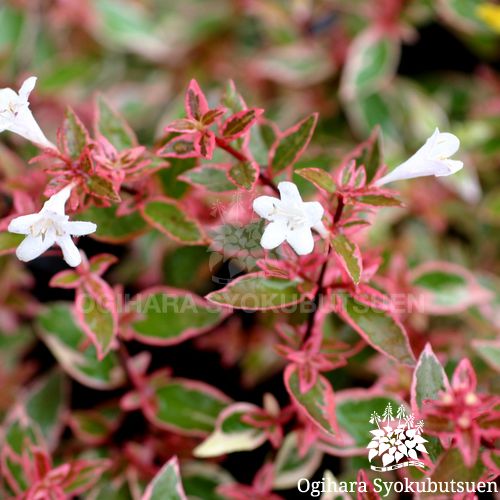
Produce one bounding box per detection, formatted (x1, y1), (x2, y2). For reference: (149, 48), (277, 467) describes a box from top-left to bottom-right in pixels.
(367, 403), (428, 471)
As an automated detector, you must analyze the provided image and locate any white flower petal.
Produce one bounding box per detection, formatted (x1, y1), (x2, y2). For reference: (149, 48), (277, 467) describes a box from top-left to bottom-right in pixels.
(8, 213), (41, 234)
(429, 130), (460, 158)
(64, 221), (97, 236)
(303, 201), (324, 226)
(278, 181), (302, 205)
(57, 235), (82, 267)
(9, 107), (54, 149)
(16, 233), (55, 262)
(260, 221), (287, 250)
(18, 77), (37, 101)
(0, 88), (18, 109)
(253, 195), (279, 220)
(286, 226), (314, 255)
(376, 130), (462, 186)
(42, 184), (73, 214)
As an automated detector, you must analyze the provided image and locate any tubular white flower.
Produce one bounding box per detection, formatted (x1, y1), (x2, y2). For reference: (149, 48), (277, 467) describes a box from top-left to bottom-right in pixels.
(253, 181), (327, 255)
(8, 184), (96, 267)
(375, 128), (463, 186)
(0, 76), (55, 149)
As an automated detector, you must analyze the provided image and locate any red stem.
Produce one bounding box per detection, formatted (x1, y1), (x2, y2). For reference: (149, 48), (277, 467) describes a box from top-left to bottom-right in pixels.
(215, 136), (279, 194)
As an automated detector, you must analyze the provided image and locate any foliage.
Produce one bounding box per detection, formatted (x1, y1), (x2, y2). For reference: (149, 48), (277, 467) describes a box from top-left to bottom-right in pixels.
(0, 0), (499, 498)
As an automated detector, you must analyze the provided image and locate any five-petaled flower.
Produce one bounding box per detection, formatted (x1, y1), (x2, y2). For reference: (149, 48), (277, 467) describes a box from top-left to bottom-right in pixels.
(375, 128), (463, 186)
(0, 76), (54, 149)
(253, 181), (327, 255)
(8, 184), (97, 267)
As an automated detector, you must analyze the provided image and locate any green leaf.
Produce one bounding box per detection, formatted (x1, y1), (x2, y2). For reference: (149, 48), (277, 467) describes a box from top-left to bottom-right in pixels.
(182, 166), (235, 192)
(270, 113), (317, 173)
(157, 157), (197, 199)
(335, 295), (415, 365)
(356, 194), (402, 207)
(63, 107), (89, 159)
(141, 198), (205, 244)
(76, 288), (117, 360)
(324, 390), (405, 451)
(206, 273), (308, 310)
(341, 30), (400, 100)
(222, 109), (260, 139)
(144, 373), (230, 436)
(411, 343), (448, 412)
(95, 94), (136, 150)
(143, 456), (187, 500)
(87, 175), (121, 202)
(296, 167), (336, 193)
(410, 263), (489, 314)
(130, 288), (228, 346)
(431, 448), (485, 483)
(37, 303), (126, 390)
(25, 370), (67, 450)
(70, 405), (121, 445)
(284, 364), (337, 435)
(194, 403), (266, 457)
(331, 234), (362, 285)
(182, 461), (233, 500)
(0, 232), (24, 256)
(273, 432), (323, 490)
(472, 339), (500, 372)
(249, 122), (277, 165)
(227, 161), (259, 190)
(411, 344), (447, 462)
(349, 127), (382, 182)
(79, 205), (147, 243)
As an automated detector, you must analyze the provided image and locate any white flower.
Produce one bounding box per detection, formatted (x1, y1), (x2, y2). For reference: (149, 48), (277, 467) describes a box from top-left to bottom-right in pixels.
(8, 184), (96, 267)
(0, 76), (55, 149)
(375, 128), (463, 186)
(253, 181), (327, 255)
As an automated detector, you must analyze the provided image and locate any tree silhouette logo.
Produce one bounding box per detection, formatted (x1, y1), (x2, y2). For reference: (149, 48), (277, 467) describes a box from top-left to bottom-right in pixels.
(366, 403), (429, 471)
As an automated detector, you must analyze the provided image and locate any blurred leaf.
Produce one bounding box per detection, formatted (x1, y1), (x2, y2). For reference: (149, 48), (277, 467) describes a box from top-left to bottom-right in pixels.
(37, 304), (126, 390)
(182, 461), (233, 500)
(273, 432), (322, 490)
(80, 206), (147, 243)
(341, 30), (400, 100)
(320, 390), (405, 452)
(194, 403), (266, 457)
(0, 233), (23, 256)
(141, 198), (205, 244)
(227, 161), (259, 190)
(334, 295), (415, 365)
(143, 373), (230, 435)
(63, 108), (89, 159)
(410, 262), (491, 314)
(431, 448), (484, 483)
(25, 370), (67, 450)
(75, 286), (118, 360)
(206, 274), (308, 310)
(270, 114), (317, 173)
(95, 94), (137, 150)
(182, 165), (235, 192)
(472, 339), (500, 372)
(129, 287), (229, 346)
(142, 456), (187, 500)
(331, 234), (363, 285)
(284, 364), (337, 435)
(296, 167), (336, 193)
